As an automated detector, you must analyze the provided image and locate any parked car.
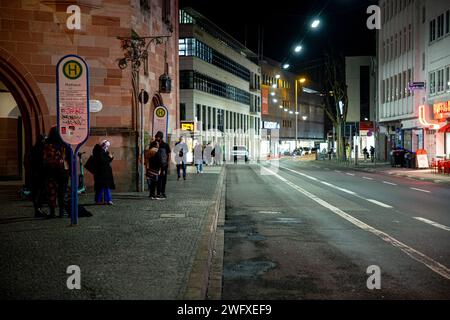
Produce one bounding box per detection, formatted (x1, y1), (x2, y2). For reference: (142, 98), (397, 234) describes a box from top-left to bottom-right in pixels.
(292, 148), (303, 156)
(232, 145), (249, 163)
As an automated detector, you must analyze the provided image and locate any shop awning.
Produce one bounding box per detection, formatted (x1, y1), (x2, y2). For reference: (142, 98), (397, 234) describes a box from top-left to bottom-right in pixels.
(438, 123), (450, 133)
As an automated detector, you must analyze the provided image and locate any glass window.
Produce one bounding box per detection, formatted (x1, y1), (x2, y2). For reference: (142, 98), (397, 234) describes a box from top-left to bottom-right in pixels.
(446, 10), (450, 34)
(430, 19), (436, 42)
(446, 67), (450, 91)
(180, 103), (186, 121)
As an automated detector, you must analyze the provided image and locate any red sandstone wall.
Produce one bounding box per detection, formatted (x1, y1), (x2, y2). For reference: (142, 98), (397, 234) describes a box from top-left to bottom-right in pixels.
(0, 0), (179, 191)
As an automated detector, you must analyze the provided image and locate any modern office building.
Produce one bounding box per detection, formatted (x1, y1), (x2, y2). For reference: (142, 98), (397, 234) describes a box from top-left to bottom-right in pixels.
(259, 57), (325, 156)
(345, 56), (377, 158)
(178, 8), (261, 161)
(377, 0), (450, 161)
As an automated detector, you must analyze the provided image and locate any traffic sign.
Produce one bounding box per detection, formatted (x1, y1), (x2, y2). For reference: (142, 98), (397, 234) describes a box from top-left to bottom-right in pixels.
(57, 55), (90, 146)
(152, 105), (168, 139)
(138, 90), (149, 104)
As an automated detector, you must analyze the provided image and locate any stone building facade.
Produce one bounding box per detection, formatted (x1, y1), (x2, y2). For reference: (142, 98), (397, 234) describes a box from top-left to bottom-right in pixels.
(0, 0), (179, 191)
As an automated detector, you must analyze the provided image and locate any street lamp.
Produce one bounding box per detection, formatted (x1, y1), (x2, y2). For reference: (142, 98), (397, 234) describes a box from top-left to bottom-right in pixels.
(294, 45), (302, 53)
(283, 63), (290, 69)
(311, 19), (320, 29)
(295, 77), (307, 149)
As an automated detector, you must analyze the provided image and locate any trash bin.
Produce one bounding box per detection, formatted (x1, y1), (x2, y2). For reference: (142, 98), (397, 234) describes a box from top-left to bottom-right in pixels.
(405, 152), (416, 168)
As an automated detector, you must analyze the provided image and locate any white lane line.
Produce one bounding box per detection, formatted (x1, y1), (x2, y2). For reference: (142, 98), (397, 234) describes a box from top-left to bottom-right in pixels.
(367, 199), (393, 208)
(413, 217), (450, 232)
(410, 187), (431, 193)
(346, 173), (355, 176)
(280, 166), (389, 207)
(362, 176), (373, 180)
(261, 165), (450, 280)
(383, 181), (397, 186)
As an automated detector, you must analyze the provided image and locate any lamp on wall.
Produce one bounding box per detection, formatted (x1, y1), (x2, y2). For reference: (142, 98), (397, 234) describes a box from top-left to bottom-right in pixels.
(159, 41), (172, 93)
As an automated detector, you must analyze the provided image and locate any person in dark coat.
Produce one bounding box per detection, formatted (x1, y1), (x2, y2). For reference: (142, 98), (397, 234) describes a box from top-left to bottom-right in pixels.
(43, 127), (70, 218)
(30, 133), (47, 217)
(145, 140), (162, 199)
(92, 140), (115, 205)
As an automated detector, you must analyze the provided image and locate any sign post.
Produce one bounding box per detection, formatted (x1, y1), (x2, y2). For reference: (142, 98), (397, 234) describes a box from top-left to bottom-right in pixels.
(152, 105), (169, 140)
(56, 54), (90, 225)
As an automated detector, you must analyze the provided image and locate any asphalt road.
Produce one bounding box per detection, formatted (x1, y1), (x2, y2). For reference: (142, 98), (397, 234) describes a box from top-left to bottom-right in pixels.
(222, 159), (450, 299)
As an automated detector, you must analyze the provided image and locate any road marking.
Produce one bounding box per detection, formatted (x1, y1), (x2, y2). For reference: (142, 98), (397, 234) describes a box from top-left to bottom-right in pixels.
(413, 217), (450, 232)
(383, 181), (397, 186)
(410, 187), (431, 193)
(260, 165), (450, 280)
(280, 166), (391, 207)
(335, 170), (341, 173)
(367, 199), (393, 208)
(362, 176), (373, 180)
(258, 211), (281, 214)
(312, 165), (320, 168)
(346, 173), (355, 176)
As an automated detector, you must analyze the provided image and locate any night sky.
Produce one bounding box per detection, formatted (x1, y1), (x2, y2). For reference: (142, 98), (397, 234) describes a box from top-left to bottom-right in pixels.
(180, 0), (378, 74)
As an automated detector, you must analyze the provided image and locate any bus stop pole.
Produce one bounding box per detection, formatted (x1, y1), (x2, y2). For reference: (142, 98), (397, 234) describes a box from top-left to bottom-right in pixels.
(70, 147), (79, 225)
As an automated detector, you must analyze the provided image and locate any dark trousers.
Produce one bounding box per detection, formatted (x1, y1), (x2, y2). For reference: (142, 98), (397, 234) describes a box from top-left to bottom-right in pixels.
(147, 177), (158, 196)
(46, 171), (68, 213)
(176, 162), (186, 178)
(158, 167), (168, 195)
(31, 174), (45, 210)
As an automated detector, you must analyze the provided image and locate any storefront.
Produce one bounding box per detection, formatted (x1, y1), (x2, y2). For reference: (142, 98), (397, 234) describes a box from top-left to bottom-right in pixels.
(433, 100), (450, 158)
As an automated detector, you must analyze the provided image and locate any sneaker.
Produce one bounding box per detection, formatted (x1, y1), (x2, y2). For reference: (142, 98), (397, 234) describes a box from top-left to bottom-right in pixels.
(107, 201), (113, 205)
(156, 195), (165, 200)
(161, 193), (167, 199)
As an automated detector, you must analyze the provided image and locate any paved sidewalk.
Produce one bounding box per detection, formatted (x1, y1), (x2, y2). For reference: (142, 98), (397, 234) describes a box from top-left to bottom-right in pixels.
(316, 159), (450, 185)
(0, 165), (224, 299)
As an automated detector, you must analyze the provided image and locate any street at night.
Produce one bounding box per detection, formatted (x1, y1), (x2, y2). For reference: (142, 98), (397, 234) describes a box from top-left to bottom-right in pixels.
(0, 0), (450, 313)
(223, 159), (450, 299)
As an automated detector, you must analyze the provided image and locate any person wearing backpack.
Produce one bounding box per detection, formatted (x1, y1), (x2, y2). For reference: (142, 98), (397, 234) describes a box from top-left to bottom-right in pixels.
(175, 136), (188, 181)
(144, 140), (161, 199)
(42, 127), (70, 218)
(154, 131), (171, 199)
(92, 140), (115, 205)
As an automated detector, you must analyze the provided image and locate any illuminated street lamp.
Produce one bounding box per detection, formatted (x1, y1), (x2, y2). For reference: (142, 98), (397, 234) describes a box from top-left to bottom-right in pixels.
(311, 19), (320, 28)
(283, 63), (290, 69)
(295, 77), (307, 148)
(294, 45), (302, 53)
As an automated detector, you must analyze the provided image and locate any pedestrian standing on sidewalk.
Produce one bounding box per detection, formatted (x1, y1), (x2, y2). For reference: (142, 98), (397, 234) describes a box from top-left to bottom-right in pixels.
(30, 134), (47, 217)
(370, 146), (375, 162)
(363, 147), (368, 161)
(144, 140), (161, 199)
(175, 136), (188, 181)
(154, 131), (171, 199)
(194, 142), (204, 173)
(42, 127), (70, 218)
(92, 140), (115, 205)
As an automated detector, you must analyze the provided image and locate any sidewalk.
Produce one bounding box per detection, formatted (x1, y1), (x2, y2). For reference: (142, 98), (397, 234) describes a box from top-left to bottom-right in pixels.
(0, 165), (225, 299)
(316, 159), (450, 185)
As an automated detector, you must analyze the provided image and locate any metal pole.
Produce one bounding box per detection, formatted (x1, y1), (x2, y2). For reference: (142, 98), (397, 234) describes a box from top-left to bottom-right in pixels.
(295, 80), (298, 149)
(140, 89), (145, 192)
(70, 148), (78, 225)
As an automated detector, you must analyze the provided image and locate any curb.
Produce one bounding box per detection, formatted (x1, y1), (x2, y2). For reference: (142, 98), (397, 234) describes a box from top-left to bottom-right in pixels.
(183, 166), (226, 300)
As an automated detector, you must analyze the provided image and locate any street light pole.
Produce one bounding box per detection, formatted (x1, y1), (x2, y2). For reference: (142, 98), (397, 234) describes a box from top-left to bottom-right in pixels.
(295, 80), (298, 149)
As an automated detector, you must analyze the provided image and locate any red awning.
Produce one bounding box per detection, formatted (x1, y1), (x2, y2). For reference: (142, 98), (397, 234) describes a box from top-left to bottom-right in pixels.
(438, 123), (450, 133)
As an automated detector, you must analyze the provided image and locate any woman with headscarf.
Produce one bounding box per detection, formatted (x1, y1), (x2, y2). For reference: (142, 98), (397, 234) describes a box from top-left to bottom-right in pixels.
(92, 139), (115, 205)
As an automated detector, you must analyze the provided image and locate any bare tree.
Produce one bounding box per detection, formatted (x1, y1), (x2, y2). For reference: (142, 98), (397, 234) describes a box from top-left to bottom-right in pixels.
(322, 52), (348, 161)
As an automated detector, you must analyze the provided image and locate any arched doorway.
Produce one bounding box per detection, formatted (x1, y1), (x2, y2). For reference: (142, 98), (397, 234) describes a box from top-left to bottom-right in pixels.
(0, 48), (50, 185)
